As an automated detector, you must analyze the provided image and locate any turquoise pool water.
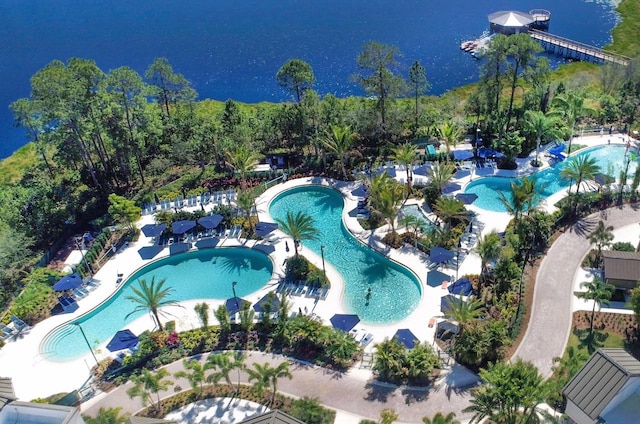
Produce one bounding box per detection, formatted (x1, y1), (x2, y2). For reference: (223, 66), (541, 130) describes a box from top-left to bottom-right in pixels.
(398, 205), (436, 230)
(269, 186), (422, 324)
(42, 248), (273, 361)
(465, 145), (637, 212)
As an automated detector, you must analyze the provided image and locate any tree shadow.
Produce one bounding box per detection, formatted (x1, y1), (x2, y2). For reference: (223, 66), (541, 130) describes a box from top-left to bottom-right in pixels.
(571, 215), (598, 237)
(363, 381), (395, 402)
(574, 328), (609, 355)
(401, 386), (430, 405)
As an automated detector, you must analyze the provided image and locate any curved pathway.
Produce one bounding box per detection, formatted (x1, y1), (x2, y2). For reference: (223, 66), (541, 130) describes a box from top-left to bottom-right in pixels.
(512, 204), (640, 377)
(82, 351), (477, 423)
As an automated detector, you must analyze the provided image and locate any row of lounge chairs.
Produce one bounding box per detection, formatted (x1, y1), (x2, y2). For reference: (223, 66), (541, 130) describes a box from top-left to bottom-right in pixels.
(71, 278), (101, 300)
(142, 190), (239, 215)
(0, 316), (31, 341)
(276, 280), (330, 300)
(350, 328), (374, 347)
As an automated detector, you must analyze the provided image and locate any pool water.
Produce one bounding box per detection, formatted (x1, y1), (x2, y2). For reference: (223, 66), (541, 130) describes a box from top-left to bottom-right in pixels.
(465, 145), (637, 212)
(42, 248), (273, 360)
(269, 186), (421, 324)
(398, 205), (436, 230)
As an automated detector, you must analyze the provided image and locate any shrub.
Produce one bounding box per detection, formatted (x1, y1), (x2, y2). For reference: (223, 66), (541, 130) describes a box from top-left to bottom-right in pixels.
(285, 256), (309, 280)
(612, 242), (635, 252)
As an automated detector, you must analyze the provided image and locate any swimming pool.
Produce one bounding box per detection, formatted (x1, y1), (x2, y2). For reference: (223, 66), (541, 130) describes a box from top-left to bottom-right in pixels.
(42, 248), (273, 361)
(269, 186), (422, 324)
(398, 204), (436, 230)
(465, 145), (636, 212)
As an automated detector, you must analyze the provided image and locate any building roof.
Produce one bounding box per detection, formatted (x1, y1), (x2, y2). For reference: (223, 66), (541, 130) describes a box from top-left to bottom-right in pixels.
(238, 410), (305, 424)
(0, 377), (16, 410)
(563, 349), (640, 421)
(603, 250), (640, 282)
(126, 417), (177, 424)
(488, 11), (533, 27)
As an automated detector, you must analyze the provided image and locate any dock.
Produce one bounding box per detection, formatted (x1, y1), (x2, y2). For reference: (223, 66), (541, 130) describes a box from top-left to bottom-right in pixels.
(529, 28), (630, 66)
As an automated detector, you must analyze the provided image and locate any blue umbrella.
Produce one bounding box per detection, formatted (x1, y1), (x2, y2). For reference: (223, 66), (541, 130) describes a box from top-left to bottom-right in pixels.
(53, 273), (84, 291)
(225, 297), (251, 316)
(106, 329), (139, 352)
(172, 220), (196, 234)
(137, 245), (164, 260)
(394, 328), (419, 349)
(255, 222), (279, 237)
(427, 270), (451, 288)
(253, 293), (281, 313)
(442, 183), (462, 194)
(375, 167), (396, 178)
(430, 247), (454, 264)
(330, 314), (360, 332)
(453, 150), (474, 161)
(440, 294), (462, 315)
(448, 278), (474, 296)
(477, 147), (496, 158)
(412, 164), (431, 176)
(455, 193), (478, 205)
(197, 214), (224, 229)
(140, 223), (167, 237)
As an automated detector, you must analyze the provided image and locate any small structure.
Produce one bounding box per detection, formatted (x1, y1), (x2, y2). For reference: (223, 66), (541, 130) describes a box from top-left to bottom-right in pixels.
(239, 410), (305, 424)
(563, 348), (640, 424)
(488, 11), (533, 35)
(602, 250), (640, 290)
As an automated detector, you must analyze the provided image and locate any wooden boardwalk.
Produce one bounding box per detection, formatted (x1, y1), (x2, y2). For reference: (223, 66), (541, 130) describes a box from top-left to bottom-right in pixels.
(529, 28), (630, 66)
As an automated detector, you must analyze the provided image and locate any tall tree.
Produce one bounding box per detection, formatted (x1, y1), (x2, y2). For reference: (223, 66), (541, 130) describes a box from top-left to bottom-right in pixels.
(226, 145), (262, 189)
(422, 412), (460, 424)
(125, 277), (181, 331)
(522, 110), (563, 167)
(560, 154), (600, 213)
(126, 368), (173, 414)
(275, 211), (319, 257)
(246, 361), (293, 406)
(206, 351), (245, 395)
(108, 193), (141, 231)
(408, 61), (429, 133)
(427, 162), (456, 193)
(464, 359), (549, 424)
(550, 91), (594, 153)
(391, 142), (418, 196)
(174, 358), (208, 398)
(276, 59), (315, 102)
(579, 277), (615, 332)
(354, 41), (406, 132)
(498, 176), (541, 226)
(479, 35), (510, 128)
(588, 220), (614, 268)
(437, 121), (464, 162)
(321, 125), (355, 180)
(434, 197), (467, 230)
(194, 302), (209, 330)
(10, 98), (55, 179)
(145, 57), (196, 119)
(476, 231), (501, 285)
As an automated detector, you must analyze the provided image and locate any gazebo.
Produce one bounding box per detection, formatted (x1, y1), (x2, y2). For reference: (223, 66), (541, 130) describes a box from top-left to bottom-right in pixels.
(488, 11), (533, 35)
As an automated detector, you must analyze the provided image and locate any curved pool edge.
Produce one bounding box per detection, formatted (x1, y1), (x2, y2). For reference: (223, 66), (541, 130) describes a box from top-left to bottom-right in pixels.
(40, 244), (279, 362)
(257, 178), (428, 324)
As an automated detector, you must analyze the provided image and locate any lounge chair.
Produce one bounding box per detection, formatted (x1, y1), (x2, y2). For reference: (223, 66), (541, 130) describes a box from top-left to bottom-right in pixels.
(226, 189), (237, 202)
(360, 333), (374, 346)
(73, 287), (89, 299)
(319, 286), (329, 300)
(174, 197), (184, 209)
(200, 192), (210, 205)
(10, 316), (29, 333)
(0, 323), (15, 341)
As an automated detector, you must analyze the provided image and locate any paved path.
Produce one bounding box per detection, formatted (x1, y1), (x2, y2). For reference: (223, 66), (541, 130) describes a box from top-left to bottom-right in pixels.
(82, 351), (478, 423)
(512, 204), (640, 377)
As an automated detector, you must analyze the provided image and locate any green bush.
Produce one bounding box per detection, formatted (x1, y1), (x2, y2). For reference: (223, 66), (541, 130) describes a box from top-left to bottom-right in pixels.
(8, 282), (57, 324)
(285, 256), (309, 281)
(612, 242), (635, 252)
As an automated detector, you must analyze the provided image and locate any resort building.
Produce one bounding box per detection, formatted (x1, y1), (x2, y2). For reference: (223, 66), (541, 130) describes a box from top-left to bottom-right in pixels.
(602, 250), (640, 290)
(563, 348), (640, 424)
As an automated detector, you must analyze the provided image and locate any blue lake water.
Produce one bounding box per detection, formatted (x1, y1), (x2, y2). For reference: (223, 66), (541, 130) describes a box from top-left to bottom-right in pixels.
(0, 1), (618, 159)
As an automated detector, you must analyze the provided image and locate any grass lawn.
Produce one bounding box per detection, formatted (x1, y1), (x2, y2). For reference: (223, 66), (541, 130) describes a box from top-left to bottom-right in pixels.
(567, 327), (625, 357)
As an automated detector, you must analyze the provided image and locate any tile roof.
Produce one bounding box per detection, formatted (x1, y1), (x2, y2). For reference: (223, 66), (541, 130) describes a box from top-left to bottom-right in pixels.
(603, 250), (640, 282)
(563, 348), (640, 421)
(0, 377), (16, 410)
(238, 410), (305, 424)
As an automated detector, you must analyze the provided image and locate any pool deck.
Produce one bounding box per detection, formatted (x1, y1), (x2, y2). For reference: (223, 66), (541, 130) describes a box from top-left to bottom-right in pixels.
(0, 133), (638, 422)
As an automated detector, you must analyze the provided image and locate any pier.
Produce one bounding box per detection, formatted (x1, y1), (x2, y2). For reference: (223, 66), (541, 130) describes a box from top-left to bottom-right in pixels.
(529, 28), (630, 66)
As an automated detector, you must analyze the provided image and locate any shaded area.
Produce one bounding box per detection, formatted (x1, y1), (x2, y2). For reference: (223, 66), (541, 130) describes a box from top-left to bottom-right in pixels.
(141, 223), (167, 237)
(427, 270), (451, 288)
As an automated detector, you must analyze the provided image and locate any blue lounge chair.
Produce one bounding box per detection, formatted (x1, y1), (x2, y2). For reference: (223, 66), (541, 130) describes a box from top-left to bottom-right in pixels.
(0, 323), (15, 341)
(174, 197), (184, 209)
(10, 316), (29, 333)
(200, 192), (210, 205)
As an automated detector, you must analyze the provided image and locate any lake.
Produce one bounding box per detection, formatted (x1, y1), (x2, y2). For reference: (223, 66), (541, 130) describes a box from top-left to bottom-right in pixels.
(0, 0), (618, 159)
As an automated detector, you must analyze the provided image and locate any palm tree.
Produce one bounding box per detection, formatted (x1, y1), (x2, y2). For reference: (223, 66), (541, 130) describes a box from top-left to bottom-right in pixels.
(588, 220), (614, 268)
(550, 91), (594, 154)
(236, 188), (260, 236)
(368, 175), (405, 236)
(522, 110), (564, 167)
(422, 412), (460, 424)
(497, 176), (541, 225)
(444, 295), (484, 334)
(274, 211), (319, 257)
(560, 154), (600, 213)
(392, 142), (418, 196)
(399, 215), (427, 247)
(246, 361), (293, 406)
(437, 121), (464, 162)
(125, 277), (181, 331)
(83, 407), (128, 424)
(579, 277), (615, 332)
(434, 197), (467, 230)
(476, 231), (501, 285)
(206, 351), (245, 395)
(227, 144), (262, 189)
(194, 302), (209, 330)
(126, 368), (173, 414)
(427, 162), (455, 193)
(553, 345), (589, 379)
(174, 358), (207, 398)
(214, 304), (231, 333)
(321, 125), (354, 180)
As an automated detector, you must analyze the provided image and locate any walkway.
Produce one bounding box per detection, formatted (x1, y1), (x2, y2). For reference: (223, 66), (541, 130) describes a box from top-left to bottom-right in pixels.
(512, 204), (640, 377)
(82, 351), (478, 423)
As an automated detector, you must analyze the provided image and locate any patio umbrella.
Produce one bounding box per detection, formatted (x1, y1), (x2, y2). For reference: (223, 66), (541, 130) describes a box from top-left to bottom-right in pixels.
(330, 314), (360, 332)
(594, 173), (610, 186)
(393, 328), (419, 349)
(140, 223), (167, 238)
(448, 278), (473, 296)
(375, 167), (396, 178)
(197, 214), (224, 230)
(477, 147), (493, 158)
(253, 293), (281, 313)
(255, 222), (279, 238)
(453, 150), (474, 161)
(455, 193), (478, 205)
(172, 220), (196, 234)
(225, 297), (251, 316)
(441, 183), (462, 194)
(53, 273), (83, 291)
(412, 164), (431, 177)
(106, 329), (139, 352)
(137, 245), (164, 260)
(430, 247), (454, 264)
(194, 237), (220, 249)
(440, 294), (462, 315)
(427, 270), (451, 288)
